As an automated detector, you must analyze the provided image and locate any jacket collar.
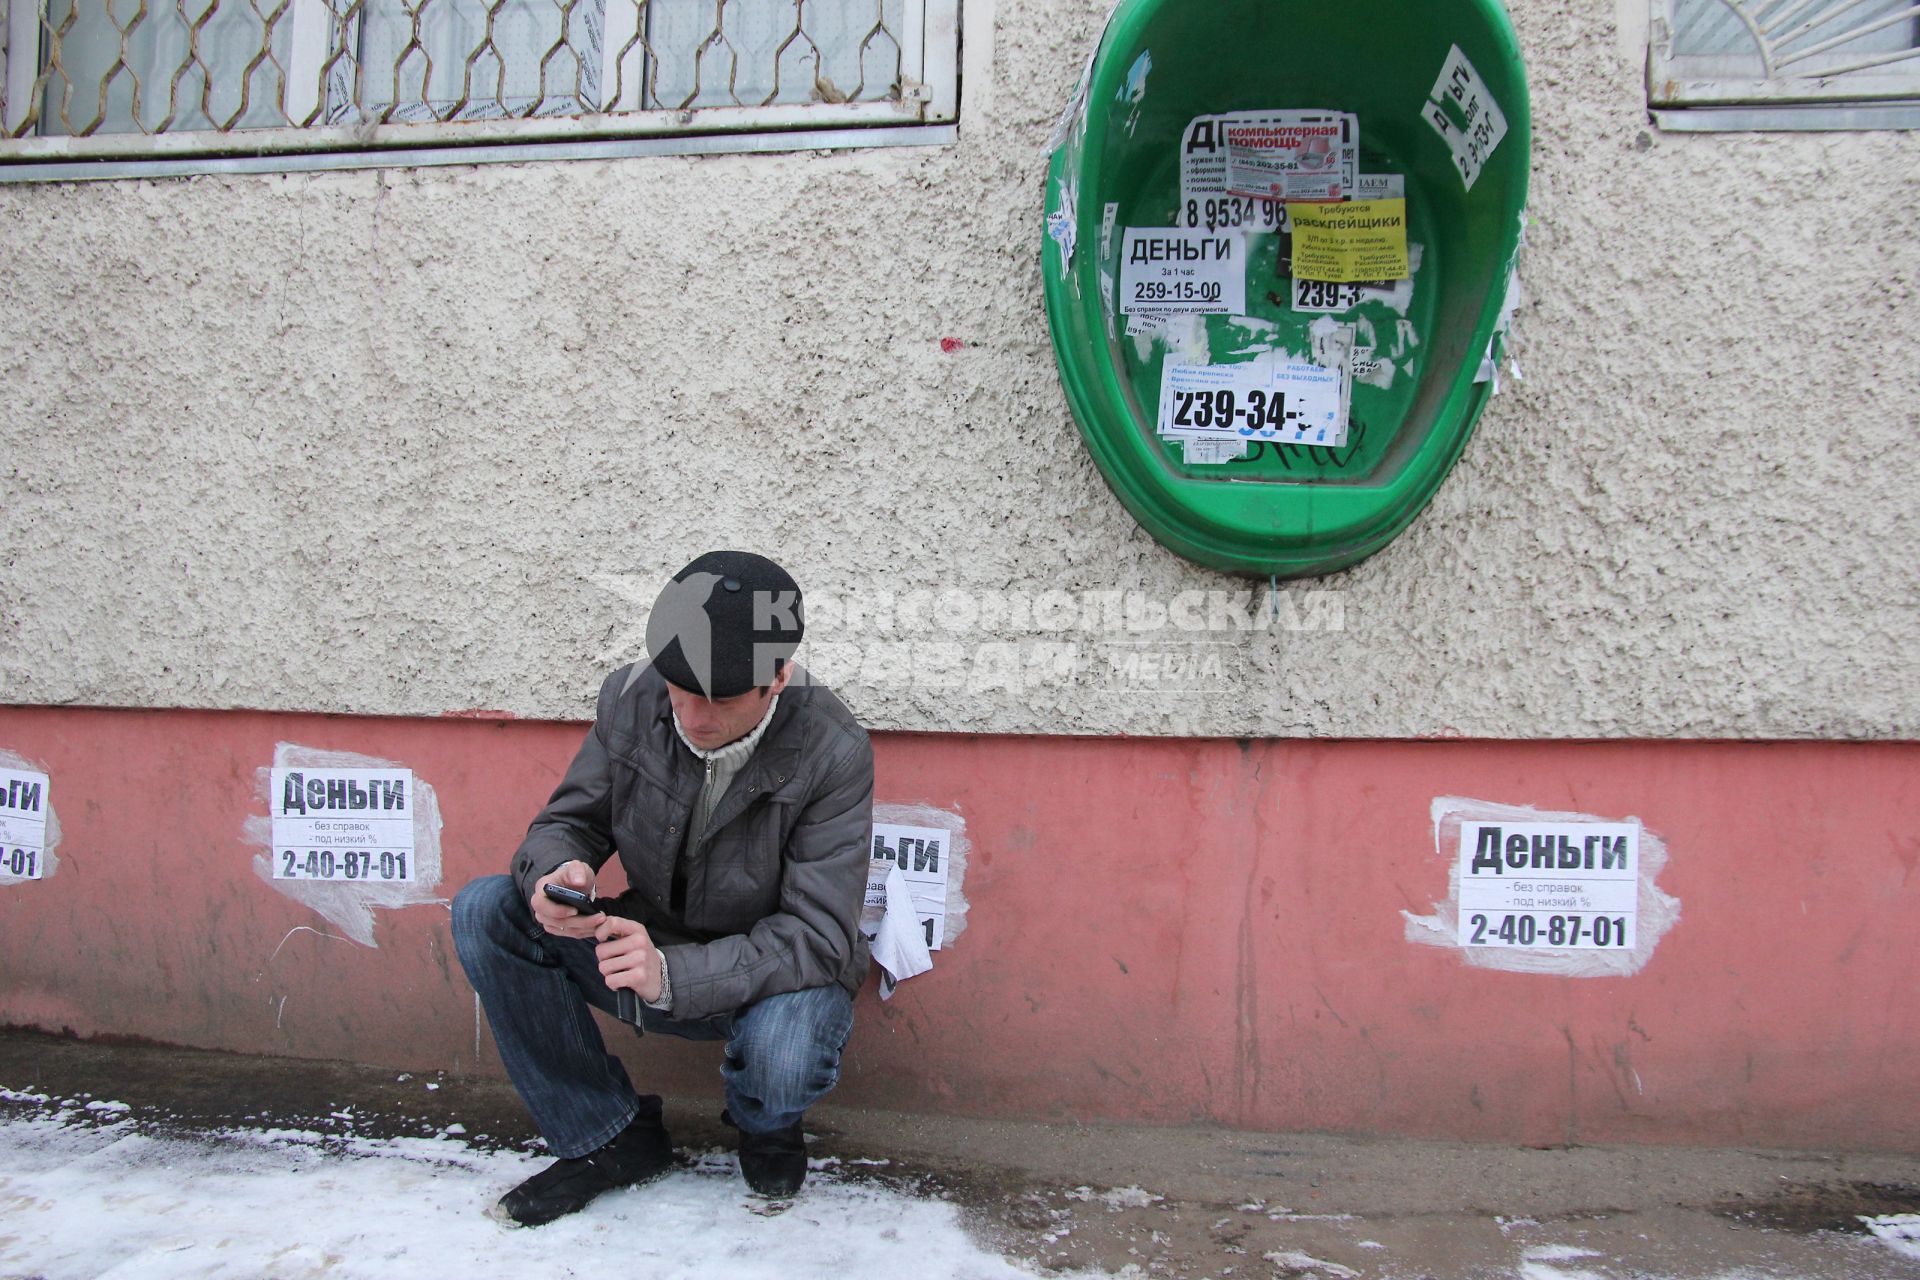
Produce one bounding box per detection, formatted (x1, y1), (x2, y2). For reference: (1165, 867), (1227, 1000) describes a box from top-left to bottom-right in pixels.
(636, 667), (810, 811)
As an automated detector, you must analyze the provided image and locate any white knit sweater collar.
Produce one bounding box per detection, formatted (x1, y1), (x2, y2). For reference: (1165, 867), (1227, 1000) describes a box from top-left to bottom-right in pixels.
(671, 694), (781, 766)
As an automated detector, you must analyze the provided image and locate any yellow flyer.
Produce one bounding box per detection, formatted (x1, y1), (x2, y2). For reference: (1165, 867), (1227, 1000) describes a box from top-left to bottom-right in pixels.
(1288, 197), (1409, 283)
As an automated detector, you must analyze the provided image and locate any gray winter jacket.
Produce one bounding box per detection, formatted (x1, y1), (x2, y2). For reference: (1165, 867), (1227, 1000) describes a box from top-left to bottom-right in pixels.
(510, 663), (873, 1020)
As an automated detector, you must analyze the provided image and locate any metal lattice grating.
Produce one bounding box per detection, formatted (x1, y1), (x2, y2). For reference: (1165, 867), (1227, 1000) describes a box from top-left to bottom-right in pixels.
(1672, 0), (1920, 79)
(5, 0), (932, 140)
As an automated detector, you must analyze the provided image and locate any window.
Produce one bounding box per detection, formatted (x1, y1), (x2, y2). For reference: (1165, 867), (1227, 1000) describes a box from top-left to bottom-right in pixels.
(1650, 0), (1920, 129)
(0, 0), (958, 172)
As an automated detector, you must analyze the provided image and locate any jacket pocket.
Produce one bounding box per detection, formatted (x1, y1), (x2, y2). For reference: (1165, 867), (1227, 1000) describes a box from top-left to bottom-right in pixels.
(609, 757), (686, 906)
(700, 800), (791, 925)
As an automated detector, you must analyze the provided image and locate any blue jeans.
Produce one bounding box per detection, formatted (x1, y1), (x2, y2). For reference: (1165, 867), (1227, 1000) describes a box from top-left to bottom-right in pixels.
(452, 874), (854, 1159)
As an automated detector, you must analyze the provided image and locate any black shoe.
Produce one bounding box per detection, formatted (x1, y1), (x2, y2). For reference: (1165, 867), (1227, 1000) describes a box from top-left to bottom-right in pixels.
(493, 1114), (674, 1226)
(736, 1119), (808, 1198)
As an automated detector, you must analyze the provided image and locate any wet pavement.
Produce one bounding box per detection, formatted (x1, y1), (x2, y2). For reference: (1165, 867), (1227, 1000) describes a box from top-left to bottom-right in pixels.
(3, 1029), (1917, 1279)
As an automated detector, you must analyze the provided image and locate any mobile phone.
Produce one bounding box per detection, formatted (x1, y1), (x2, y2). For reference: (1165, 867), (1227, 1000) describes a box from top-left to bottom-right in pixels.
(541, 883), (605, 916)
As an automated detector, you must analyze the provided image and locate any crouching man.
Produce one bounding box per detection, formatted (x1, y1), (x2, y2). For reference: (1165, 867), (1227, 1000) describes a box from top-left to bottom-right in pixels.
(453, 551), (872, 1225)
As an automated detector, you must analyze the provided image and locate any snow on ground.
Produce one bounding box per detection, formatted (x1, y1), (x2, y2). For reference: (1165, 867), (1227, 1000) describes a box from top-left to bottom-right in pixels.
(1865, 1215), (1920, 1261)
(1516, 1243), (1609, 1280)
(0, 1110), (1089, 1280)
(4, 1097), (1916, 1280)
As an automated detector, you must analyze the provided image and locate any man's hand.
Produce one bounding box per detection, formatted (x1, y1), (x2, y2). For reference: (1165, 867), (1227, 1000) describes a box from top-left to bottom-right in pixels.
(595, 916), (664, 1004)
(531, 861), (603, 939)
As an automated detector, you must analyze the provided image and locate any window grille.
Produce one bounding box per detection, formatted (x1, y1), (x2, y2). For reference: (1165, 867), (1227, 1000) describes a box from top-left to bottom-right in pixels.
(1651, 0), (1920, 129)
(0, 0), (958, 165)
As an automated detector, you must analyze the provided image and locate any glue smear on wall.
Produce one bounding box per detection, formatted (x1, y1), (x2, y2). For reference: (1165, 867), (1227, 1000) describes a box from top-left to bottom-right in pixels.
(1403, 796), (1679, 977)
(242, 743), (445, 946)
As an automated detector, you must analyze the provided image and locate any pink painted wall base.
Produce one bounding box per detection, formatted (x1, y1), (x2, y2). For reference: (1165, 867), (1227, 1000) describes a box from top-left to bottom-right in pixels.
(0, 706), (1914, 1152)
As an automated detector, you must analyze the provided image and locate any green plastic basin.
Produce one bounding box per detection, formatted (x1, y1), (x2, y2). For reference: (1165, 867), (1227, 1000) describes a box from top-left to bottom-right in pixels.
(1042, 0), (1530, 577)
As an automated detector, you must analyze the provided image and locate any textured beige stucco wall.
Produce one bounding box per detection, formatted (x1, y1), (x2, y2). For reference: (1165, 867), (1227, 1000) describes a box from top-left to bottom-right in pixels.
(1, 0), (1916, 737)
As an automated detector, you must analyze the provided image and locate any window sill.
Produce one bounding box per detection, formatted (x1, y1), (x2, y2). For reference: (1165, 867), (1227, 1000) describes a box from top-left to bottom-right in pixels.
(0, 120), (959, 183)
(1651, 100), (1920, 130)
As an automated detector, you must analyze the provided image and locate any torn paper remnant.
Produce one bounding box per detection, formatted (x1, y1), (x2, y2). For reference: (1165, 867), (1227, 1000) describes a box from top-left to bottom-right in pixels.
(0, 750), (59, 883)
